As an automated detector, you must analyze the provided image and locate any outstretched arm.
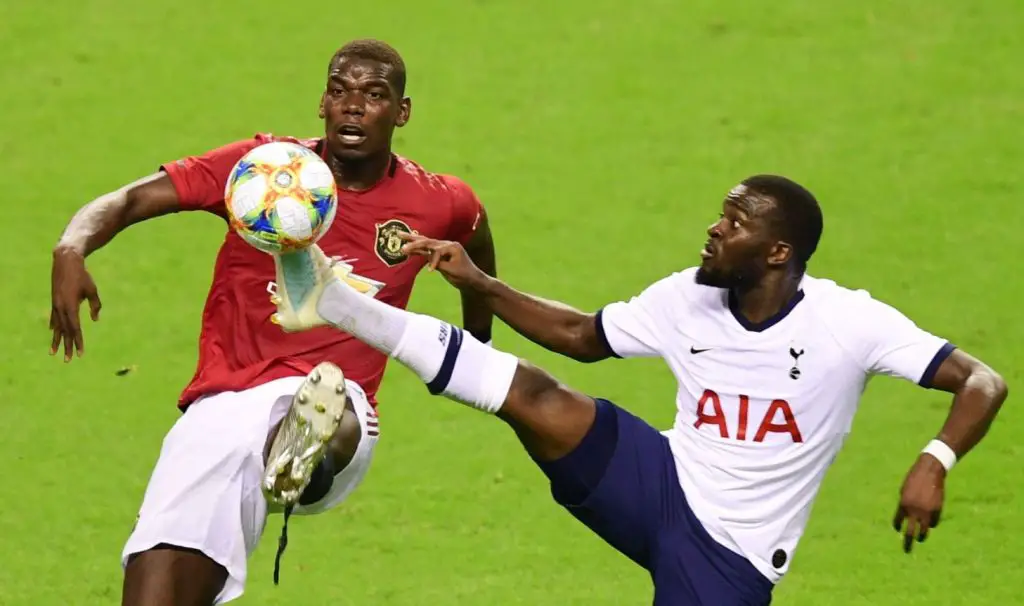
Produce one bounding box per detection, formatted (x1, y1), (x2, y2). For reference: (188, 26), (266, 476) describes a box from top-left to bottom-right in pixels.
(401, 234), (612, 363)
(472, 275), (609, 362)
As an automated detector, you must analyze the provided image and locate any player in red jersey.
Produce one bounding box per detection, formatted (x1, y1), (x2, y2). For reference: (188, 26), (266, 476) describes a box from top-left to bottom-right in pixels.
(48, 40), (497, 606)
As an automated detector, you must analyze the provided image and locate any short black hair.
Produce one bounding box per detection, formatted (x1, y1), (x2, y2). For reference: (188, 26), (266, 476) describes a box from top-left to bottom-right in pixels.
(328, 39), (407, 96)
(742, 174), (823, 271)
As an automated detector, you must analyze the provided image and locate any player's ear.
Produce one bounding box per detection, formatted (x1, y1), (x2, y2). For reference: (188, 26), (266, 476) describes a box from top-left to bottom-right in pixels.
(396, 97), (411, 128)
(318, 92), (326, 119)
(767, 241), (793, 268)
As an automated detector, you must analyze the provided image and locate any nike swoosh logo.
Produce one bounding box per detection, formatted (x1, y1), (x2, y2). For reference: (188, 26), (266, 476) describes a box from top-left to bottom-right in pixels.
(690, 346), (711, 354)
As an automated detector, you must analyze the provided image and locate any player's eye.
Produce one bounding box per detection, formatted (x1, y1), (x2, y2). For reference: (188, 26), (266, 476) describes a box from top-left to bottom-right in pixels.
(717, 212), (739, 229)
(367, 91), (384, 100)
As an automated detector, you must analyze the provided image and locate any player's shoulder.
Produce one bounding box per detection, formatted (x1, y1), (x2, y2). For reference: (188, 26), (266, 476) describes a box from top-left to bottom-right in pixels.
(392, 155), (476, 198)
(803, 274), (877, 308)
(665, 266), (701, 292)
(800, 273), (909, 328)
(262, 132), (323, 152)
(196, 132), (322, 161)
(671, 267), (726, 303)
(637, 267), (712, 307)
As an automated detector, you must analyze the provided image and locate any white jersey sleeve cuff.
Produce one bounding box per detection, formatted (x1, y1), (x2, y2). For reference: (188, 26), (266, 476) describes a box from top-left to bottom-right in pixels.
(594, 308), (623, 359)
(918, 342), (957, 389)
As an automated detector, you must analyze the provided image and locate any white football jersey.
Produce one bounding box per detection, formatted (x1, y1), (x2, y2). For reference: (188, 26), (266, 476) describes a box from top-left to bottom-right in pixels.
(597, 267), (952, 583)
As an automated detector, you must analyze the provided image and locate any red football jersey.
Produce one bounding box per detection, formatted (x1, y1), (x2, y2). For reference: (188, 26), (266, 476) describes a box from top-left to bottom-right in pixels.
(163, 133), (483, 410)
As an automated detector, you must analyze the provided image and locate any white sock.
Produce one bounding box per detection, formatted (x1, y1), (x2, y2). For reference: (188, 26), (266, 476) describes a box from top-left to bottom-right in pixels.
(316, 278), (517, 413)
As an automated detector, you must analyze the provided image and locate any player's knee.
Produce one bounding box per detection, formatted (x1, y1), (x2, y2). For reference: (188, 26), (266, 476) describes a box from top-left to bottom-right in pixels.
(294, 385), (379, 516)
(498, 361), (597, 459)
(294, 443), (376, 515)
(506, 360), (578, 415)
(328, 398), (362, 468)
(505, 359), (557, 403)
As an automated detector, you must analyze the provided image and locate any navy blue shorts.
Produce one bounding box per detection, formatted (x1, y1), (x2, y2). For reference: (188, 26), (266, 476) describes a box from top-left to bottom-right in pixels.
(534, 398), (774, 606)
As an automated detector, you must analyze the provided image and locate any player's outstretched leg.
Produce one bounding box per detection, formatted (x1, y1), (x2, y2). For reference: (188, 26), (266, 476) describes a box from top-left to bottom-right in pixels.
(123, 359), (380, 604)
(270, 245), (773, 605)
(259, 365), (379, 586)
(269, 244), (597, 461)
(269, 245), (654, 565)
(261, 361), (348, 507)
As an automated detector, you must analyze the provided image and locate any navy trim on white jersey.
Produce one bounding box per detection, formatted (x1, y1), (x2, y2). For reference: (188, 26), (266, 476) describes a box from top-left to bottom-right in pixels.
(728, 289), (806, 332)
(918, 342), (957, 388)
(594, 309), (622, 359)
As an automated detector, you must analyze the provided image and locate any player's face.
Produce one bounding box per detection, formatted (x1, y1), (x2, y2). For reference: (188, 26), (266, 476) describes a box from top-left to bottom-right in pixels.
(696, 185), (782, 289)
(320, 58), (411, 161)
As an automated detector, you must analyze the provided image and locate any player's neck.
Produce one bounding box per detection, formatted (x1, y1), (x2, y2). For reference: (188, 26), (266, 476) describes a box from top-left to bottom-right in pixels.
(330, 151), (393, 192)
(730, 274), (803, 326)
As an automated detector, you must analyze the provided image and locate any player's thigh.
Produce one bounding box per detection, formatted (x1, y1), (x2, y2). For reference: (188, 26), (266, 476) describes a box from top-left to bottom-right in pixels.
(294, 380), (380, 516)
(650, 534), (773, 606)
(123, 377), (305, 605)
(534, 397), (677, 569)
(498, 359), (599, 461)
(122, 544), (228, 606)
(652, 558), (772, 606)
(650, 487), (774, 606)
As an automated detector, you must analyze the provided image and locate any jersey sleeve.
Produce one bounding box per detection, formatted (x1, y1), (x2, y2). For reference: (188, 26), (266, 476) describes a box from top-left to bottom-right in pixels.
(842, 291), (956, 388)
(441, 175), (484, 245)
(596, 274), (680, 359)
(160, 137), (265, 216)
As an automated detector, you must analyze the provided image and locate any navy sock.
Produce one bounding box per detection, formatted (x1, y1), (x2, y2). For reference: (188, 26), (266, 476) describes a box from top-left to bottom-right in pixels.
(298, 455), (336, 505)
(534, 398), (619, 506)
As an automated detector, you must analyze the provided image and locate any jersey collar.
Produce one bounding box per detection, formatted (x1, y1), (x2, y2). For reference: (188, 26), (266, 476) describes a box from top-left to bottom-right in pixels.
(727, 288), (805, 333)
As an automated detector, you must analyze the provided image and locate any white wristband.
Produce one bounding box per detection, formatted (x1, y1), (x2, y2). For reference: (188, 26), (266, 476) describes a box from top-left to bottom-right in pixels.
(922, 439), (957, 472)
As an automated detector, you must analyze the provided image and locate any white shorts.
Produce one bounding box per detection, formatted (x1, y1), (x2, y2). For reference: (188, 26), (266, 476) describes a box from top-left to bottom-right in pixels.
(121, 376), (379, 604)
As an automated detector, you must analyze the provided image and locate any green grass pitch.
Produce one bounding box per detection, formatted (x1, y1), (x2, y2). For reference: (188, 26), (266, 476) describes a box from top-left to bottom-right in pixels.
(2, 1), (1022, 604)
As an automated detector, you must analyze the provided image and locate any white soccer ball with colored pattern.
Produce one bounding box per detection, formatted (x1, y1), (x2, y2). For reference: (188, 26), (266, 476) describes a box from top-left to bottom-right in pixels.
(224, 141), (337, 254)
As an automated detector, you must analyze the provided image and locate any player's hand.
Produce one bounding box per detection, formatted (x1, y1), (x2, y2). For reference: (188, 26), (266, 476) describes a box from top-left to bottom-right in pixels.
(398, 233), (489, 291)
(49, 248), (102, 362)
(892, 454), (946, 553)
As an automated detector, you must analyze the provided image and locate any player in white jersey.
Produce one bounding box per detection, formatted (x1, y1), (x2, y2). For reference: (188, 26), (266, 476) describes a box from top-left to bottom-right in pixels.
(264, 174), (1007, 605)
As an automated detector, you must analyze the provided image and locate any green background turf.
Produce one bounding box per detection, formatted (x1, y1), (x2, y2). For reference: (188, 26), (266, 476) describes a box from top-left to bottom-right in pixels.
(3, 1), (1022, 604)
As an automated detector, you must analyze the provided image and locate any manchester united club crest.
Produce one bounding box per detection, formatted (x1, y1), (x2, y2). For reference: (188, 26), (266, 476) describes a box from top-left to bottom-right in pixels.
(375, 219), (415, 267)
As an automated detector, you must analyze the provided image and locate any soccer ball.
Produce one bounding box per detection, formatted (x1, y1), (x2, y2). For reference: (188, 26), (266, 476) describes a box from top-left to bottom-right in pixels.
(224, 141), (337, 254)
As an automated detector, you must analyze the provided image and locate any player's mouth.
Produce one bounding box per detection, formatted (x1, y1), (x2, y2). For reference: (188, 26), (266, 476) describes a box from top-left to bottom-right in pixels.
(700, 240), (715, 260)
(337, 124), (367, 146)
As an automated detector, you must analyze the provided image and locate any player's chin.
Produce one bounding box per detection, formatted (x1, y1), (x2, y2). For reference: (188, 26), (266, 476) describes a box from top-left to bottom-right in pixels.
(329, 144), (368, 160)
(695, 264), (730, 288)
(327, 137), (376, 161)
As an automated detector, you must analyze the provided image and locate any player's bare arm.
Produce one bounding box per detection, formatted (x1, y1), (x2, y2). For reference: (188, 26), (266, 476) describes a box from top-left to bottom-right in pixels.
(459, 209), (497, 343)
(893, 348), (1008, 553)
(400, 233), (610, 362)
(50, 172), (181, 361)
